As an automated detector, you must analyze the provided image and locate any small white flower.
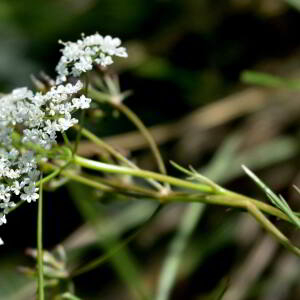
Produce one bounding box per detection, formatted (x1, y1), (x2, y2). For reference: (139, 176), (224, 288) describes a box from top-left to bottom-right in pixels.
(95, 53), (113, 67)
(0, 201), (16, 214)
(0, 214), (7, 226)
(73, 55), (93, 73)
(20, 184), (39, 203)
(100, 35), (127, 57)
(0, 238), (4, 245)
(72, 95), (91, 110)
(57, 113), (78, 131)
(56, 33), (128, 83)
(28, 170), (40, 181)
(11, 181), (24, 195)
(0, 185), (11, 203)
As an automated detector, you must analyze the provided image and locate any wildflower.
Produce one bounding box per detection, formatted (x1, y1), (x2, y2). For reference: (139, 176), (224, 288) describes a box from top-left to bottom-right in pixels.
(0, 32), (128, 243)
(72, 95), (92, 110)
(20, 184), (39, 203)
(0, 214), (6, 226)
(0, 80), (91, 228)
(0, 238), (3, 246)
(57, 113), (78, 131)
(55, 33), (128, 83)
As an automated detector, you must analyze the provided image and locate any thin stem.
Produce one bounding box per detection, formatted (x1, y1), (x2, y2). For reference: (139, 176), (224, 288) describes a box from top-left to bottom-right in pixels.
(62, 132), (71, 147)
(116, 102), (168, 176)
(42, 162), (162, 199)
(73, 110), (85, 155)
(38, 167), (65, 185)
(89, 87), (169, 190)
(74, 155), (213, 194)
(73, 155), (293, 222)
(189, 193), (290, 223)
(63, 172), (113, 192)
(9, 154), (294, 225)
(37, 178), (44, 300)
(86, 175), (163, 198)
(246, 201), (300, 256)
(75, 126), (164, 191)
(71, 228), (140, 278)
(71, 204), (162, 279)
(40, 162), (114, 193)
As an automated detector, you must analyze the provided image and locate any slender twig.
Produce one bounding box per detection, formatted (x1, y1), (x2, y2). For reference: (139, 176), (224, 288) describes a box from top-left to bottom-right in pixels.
(86, 174), (164, 198)
(74, 155), (213, 194)
(37, 177), (44, 300)
(243, 165), (300, 229)
(41, 162), (164, 200)
(60, 170), (113, 193)
(115, 102), (168, 177)
(73, 155), (293, 222)
(62, 132), (71, 147)
(37, 156), (300, 255)
(88, 86), (170, 190)
(73, 110), (85, 155)
(70, 227), (142, 278)
(71, 204), (162, 278)
(74, 126), (164, 191)
(246, 201), (300, 256)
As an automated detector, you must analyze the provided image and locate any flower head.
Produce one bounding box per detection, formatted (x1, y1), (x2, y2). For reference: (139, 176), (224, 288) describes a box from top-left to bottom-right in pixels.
(0, 78), (91, 230)
(0, 32), (128, 244)
(55, 33), (128, 83)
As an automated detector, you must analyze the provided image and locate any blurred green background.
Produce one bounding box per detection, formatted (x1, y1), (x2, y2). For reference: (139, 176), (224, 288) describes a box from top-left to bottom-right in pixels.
(1, 0), (300, 299)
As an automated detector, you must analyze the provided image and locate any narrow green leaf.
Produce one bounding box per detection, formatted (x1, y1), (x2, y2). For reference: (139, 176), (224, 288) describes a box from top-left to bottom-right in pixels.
(155, 203), (205, 300)
(242, 165), (300, 229)
(241, 70), (300, 89)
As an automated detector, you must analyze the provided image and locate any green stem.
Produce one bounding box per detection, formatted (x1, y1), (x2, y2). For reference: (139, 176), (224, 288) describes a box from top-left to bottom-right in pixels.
(62, 132), (71, 147)
(37, 178), (44, 300)
(41, 161), (116, 193)
(89, 87), (169, 189)
(71, 202), (162, 280)
(70, 228), (141, 278)
(115, 102), (168, 176)
(183, 193), (290, 222)
(42, 162), (162, 199)
(73, 155), (292, 222)
(73, 110), (85, 155)
(8, 154), (293, 225)
(75, 126), (163, 191)
(59, 169), (113, 193)
(86, 174), (163, 198)
(74, 155), (212, 194)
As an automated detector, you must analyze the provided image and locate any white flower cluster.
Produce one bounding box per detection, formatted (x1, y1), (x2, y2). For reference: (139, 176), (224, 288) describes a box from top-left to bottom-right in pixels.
(1, 81), (91, 150)
(0, 32), (127, 245)
(56, 33), (128, 83)
(0, 148), (40, 235)
(0, 81), (92, 243)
